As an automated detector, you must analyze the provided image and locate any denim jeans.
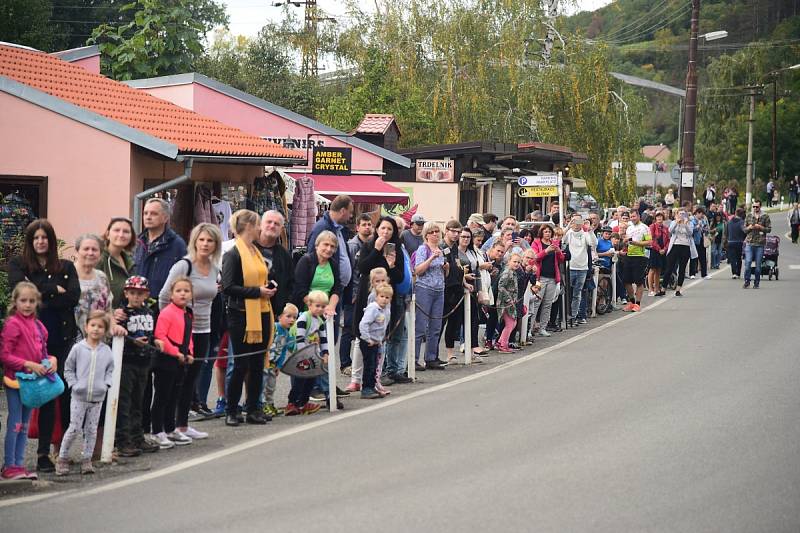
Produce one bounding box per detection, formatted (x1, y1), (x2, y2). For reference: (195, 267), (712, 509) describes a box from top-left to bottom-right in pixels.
(4, 388), (32, 468)
(710, 241), (723, 269)
(568, 269), (588, 320)
(576, 273), (595, 320)
(744, 244), (764, 284)
(415, 286), (444, 363)
(384, 315), (407, 376)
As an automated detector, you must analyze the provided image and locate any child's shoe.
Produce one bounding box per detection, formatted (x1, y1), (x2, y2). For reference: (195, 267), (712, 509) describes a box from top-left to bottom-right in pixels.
(284, 403), (301, 416)
(361, 388), (381, 399)
(263, 404), (280, 417)
(80, 459), (95, 475)
(55, 457), (70, 476)
(300, 402), (322, 415)
(1, 466), (26, 480)
(345, 382), (361, 393)
(212, 397), (227, 418)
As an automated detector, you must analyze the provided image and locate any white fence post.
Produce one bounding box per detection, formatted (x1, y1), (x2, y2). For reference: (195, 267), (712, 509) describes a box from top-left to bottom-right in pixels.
(100, 335), (124, 464)
(406, 295), (415, 381)
(591, 266), (599, 317)
(464, 288), (472, 365)
(611, 258), (618, 309)
(325, 317), (337, 412)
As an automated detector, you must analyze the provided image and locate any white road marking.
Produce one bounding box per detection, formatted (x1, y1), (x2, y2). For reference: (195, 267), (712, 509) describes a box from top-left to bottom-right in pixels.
(0, 266), (730, 509)
(789, 265), (800, 270)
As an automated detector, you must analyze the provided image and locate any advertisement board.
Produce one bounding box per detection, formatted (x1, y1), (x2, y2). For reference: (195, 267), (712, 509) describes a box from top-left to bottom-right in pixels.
(416, 159), (454, 182)
(312, 147), (352, 175)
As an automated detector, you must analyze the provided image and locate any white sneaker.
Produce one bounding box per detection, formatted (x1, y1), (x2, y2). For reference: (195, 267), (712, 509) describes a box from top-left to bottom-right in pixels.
(690, 275), (696, 279)
(182, 427), (208, 440)
(537, 329), (552, 337)
(704, 275), (712, 280)
(154, 432), (175, 449)
(648, 291), (656, 297)
(167, 430), (192, 446)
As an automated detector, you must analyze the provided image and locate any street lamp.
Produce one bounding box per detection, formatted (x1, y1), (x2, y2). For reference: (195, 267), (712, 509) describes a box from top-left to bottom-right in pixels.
(700, 30), (728, 41)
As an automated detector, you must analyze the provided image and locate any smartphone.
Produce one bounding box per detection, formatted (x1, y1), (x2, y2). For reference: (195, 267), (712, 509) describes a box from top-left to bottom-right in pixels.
(512, 231), (519, 241)
(267, 280), (277, 290)
(384, 242), (396, 256)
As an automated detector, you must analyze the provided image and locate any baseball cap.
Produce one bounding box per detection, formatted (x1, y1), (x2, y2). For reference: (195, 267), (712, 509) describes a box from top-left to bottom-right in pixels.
(411, 214), (426, 224)
(124, 275), (149, 291)
(467, 213), (485, 225)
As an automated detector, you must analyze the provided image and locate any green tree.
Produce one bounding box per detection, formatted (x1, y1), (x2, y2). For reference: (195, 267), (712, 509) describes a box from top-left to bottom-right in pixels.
(89, 0), (228, 80)
(0, 0), (55, 51)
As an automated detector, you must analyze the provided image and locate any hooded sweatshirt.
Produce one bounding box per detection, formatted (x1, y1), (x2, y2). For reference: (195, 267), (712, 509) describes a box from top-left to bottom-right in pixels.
(64, 339), (115, 403)
(99, 249), (135, 305)
(0, 313), (48, 380)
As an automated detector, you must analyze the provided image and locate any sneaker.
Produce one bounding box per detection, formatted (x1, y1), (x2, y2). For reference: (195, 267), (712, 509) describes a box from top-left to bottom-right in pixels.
(135, 438), (159, 454)
(263, 404), (280, 417)
(390, 373), (413, 384)
(415, 363), (426, 372)
(300, 402), (322, 415)
(341, 366), (352, 376)
(623, 302), (635, 312)
(336, 386), (350, 397)
(753, 283), (760, 289)
(743, 281), (751, 289)
(537, 329), (552, 337)
(704, 275), (712, 280)
(167, 430), (192, 446)
(361, 388), (382, 399)
(182, 427), (208, 440)
(22, 469), (38, 480)
(496, 345), (513, 354)
(675, 290), (683, 297)
(690, 275), (696, 279)
(648, 291), (656, 297)
(80, 459), (95, 475)
(310, 390), (326, 402)
(284, 403), (301, 416)
(577, 318), (588, 325)
(188, 410), (204, 422)
(212, 397), (227, 418)
(345, 382), (361, 393)
(1, 466), (27, 480)
(118, 446), (143, 457)
(36, 454), (55, 473)
(508, 343), (522, 351)
(197, 403), (214, 418)
(631, 304), (641, 312)
(154, 432), (175, 449)
(426, 359), (446, 370)
(380, 375), (395, 387)
(731, 274), (737, 279)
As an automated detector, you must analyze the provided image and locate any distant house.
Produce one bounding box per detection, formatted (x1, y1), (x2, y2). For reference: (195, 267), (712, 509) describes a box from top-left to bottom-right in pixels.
(641, 144), (672, 162)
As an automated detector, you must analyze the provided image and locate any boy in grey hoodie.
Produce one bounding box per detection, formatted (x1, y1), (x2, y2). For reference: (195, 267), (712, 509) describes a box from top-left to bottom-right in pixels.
(56, 311), (115, 476)
(358, 284), (392, 399)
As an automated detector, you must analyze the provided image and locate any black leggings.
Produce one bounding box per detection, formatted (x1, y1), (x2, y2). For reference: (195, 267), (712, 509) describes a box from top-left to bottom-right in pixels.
(690, 243), (708, 277)
(175, 333), (209, 428)
(151, 362), (179, 434)
(666, 244), (691, 288)
(37, 346), (71, 456)
(442, 287), (464, 349)
(227, 310), (271, 415)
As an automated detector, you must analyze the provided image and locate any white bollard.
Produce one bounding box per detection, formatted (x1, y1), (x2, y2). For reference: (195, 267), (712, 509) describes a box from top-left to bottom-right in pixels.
(100, 336), (124, 464)
(611, 258), (618, 309)
(591, 267), (599, 317)
(407, 293), (416, 381)
(464, 288), (472, 365)
(325, 316), (337, 412)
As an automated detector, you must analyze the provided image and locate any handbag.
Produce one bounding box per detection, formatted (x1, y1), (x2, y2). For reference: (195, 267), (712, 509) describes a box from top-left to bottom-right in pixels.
(16, 359), (65, 408)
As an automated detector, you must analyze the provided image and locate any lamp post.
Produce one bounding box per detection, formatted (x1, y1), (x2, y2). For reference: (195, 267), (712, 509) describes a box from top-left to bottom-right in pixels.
(765, 64), (800, 187)
(678, 0), (727, 206)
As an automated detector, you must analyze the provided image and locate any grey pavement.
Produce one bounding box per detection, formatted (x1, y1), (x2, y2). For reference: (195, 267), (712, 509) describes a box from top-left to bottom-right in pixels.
(2, 213), (799, 532)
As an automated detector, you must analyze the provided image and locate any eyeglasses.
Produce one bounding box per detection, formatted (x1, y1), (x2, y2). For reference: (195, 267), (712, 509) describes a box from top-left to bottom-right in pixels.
(459, 235), (471, 239)
(427, 230), (440, 235)
(447, 228), (460, 233)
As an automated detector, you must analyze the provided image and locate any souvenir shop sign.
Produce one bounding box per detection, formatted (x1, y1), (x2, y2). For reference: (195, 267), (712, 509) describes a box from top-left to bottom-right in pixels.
(313, 147), (352, 175)
(416, 159), (454, 182)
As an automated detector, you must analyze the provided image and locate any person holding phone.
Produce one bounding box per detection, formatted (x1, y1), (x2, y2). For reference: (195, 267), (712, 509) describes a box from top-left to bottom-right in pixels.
(531, 225), (564, 337)
(563, 215), (597, 325)
(664, 209), (696, 297)
(414, 223), (448, 369)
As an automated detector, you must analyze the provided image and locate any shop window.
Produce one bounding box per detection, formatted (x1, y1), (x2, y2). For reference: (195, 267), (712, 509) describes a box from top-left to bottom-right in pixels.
(0, 176), (47, 261)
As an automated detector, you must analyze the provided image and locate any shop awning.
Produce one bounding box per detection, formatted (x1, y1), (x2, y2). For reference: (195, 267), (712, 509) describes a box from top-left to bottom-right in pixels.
(288, 174), (409, 204)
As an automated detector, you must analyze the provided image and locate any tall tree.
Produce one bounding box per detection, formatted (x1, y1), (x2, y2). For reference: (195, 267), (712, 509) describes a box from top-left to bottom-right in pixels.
(89, 0), (228, 80)
(0, 0), (55, 51)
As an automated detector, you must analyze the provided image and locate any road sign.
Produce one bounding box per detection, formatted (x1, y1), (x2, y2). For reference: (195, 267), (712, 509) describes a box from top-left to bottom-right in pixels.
(518, 174), (559, 187)
(681, 172), (695, 187)
(517, 186), (559, 198)
(671, 165), (681, 184)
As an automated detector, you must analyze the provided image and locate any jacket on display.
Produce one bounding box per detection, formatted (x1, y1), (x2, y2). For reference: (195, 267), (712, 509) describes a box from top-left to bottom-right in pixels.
(291, 176), (317, 247)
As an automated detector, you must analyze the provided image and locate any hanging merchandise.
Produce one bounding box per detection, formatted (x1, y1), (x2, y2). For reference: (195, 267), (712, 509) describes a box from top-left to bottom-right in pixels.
(212, 197), (234, 240)
(251, 173), (286, 219)
(194, 184), (216, 226)
(291, 175), (317, 247)
(0, 192), (35, 243)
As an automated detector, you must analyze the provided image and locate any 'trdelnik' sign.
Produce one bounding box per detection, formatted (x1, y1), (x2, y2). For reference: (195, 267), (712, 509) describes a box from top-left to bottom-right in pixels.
(312, 147), (352, 175)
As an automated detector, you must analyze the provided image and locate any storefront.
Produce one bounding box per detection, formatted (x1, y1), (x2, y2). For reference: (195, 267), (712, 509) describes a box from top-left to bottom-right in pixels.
(387, 141), (586, 223)
(0, 43), (305, 250)
(125, 74), (413, 225)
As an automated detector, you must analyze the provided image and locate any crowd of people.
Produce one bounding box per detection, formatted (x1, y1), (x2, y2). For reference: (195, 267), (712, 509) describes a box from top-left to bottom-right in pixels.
(0, 191), (776, 480)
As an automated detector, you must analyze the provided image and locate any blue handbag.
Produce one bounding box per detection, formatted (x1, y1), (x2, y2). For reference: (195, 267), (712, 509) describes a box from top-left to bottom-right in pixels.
(16, 359), (65, 408)
(14, 322), (65, 408)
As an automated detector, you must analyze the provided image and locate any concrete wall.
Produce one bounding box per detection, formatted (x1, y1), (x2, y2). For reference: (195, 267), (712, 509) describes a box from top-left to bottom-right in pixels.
(0, 91), (131, 247)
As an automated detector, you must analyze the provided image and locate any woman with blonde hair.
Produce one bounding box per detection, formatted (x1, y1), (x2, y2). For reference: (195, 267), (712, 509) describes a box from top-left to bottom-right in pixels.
(413, 222), (449, 370)
(159, 222), (223, 439)
(221, 210), (275, 427)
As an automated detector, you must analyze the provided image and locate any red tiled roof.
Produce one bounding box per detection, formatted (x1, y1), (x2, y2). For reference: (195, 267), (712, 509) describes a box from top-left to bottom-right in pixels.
(355, 114), (397, 135)
(0, 44), (303, 159)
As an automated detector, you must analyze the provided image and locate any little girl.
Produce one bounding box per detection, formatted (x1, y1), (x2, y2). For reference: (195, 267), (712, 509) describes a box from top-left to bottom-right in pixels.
(1, 282), (54, 480)
(152, 277), (194, 449)
(56, 310), (115, 475)
(346, 268), (388, 393)
(285, 290), (329, 416)
(496, 254), (522, 353)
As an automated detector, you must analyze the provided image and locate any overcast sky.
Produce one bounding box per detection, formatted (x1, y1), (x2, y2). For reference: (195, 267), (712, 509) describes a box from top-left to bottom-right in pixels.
(222, 0), (614, 39)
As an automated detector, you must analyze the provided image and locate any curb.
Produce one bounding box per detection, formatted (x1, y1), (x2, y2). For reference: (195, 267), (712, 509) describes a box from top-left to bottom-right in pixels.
(0, 479), (53, 497)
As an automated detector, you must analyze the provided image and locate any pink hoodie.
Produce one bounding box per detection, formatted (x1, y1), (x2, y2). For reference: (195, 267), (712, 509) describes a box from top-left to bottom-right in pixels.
(1, 313), (48, 379)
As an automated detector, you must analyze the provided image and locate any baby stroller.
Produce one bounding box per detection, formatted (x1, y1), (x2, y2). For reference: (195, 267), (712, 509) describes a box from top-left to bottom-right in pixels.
(762, 235), (780, 280)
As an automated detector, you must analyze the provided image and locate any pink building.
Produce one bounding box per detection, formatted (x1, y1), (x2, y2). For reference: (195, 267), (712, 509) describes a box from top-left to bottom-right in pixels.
(0, 43), (304, 248)
(125, 73), (412, 206)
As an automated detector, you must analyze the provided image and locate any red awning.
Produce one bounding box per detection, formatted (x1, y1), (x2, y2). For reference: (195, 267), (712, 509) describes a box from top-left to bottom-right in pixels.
(288, 174), (409, 204)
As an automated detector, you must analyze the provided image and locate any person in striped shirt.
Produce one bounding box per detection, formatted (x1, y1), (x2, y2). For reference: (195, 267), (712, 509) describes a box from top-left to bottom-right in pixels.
(284, 291), (330, 416)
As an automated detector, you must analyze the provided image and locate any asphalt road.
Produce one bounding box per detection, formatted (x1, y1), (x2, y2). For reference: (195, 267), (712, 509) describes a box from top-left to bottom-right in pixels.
(3, 213), (799, 533)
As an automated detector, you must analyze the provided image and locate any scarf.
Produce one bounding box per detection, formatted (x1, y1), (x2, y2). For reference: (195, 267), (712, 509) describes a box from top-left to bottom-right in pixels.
(234, 238), (272, 344)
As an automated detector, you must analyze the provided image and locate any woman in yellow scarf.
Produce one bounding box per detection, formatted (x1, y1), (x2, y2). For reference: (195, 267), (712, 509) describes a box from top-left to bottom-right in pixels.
(221, 209), (275, 427)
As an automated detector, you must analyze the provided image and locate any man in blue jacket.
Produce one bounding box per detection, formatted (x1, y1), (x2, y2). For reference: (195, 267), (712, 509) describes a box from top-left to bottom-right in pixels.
(134, 198), (188, 305)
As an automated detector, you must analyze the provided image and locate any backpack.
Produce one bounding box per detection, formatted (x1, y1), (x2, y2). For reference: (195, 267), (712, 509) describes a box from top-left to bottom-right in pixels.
(395, 247), (413, 296)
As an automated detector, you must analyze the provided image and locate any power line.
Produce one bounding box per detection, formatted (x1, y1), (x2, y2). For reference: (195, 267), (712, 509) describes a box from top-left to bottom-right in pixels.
(603, 0), (674, 41)
(604, 3), (691, 44)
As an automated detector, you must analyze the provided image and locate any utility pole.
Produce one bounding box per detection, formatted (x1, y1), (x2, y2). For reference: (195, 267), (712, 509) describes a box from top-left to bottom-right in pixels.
(744, 86), (761, 208)
(679, 0), (700, 207)
(273, 0), (334, 78)
(771, 78), (777, 183)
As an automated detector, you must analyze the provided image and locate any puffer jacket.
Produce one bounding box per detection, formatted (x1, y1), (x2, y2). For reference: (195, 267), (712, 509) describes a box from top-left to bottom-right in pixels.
(133, 227), (187, 298)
